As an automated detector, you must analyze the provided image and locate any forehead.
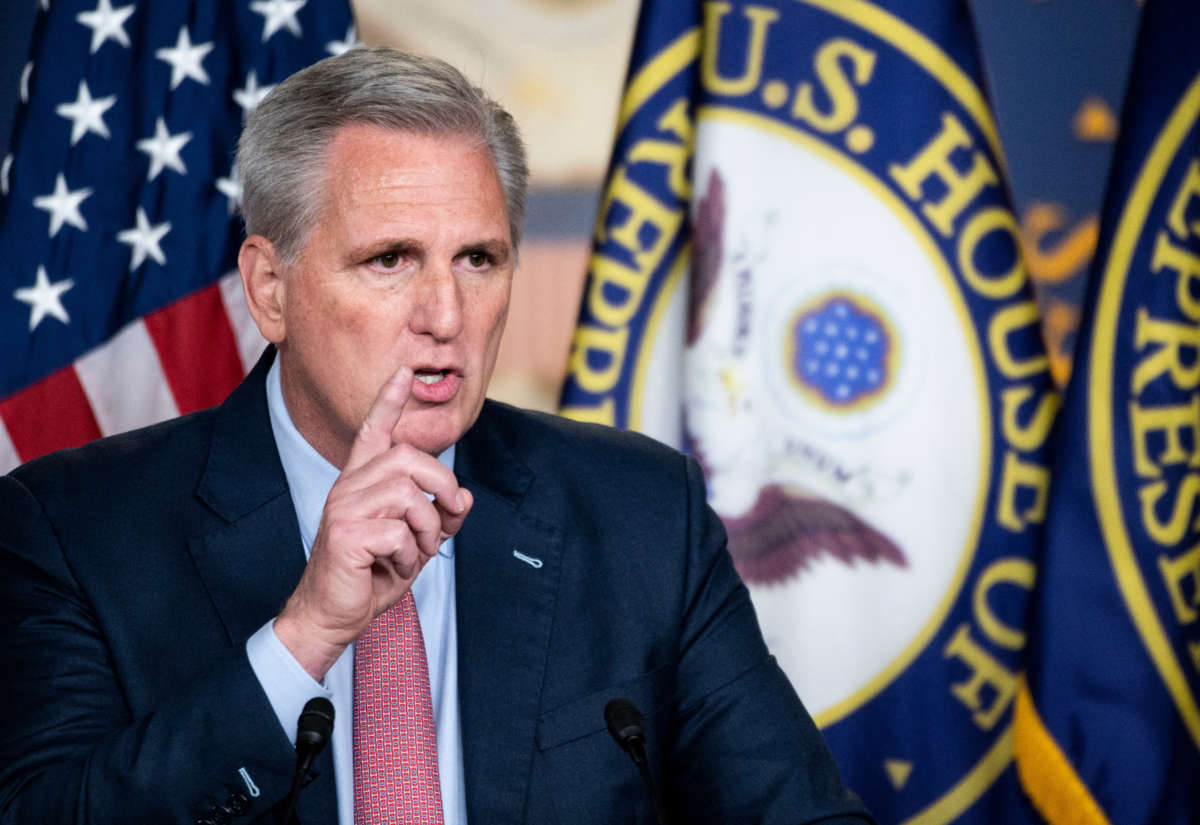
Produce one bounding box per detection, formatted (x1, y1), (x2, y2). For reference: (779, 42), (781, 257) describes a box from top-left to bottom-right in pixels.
(320, 123), (497, 195)
(305, 123), (510, 247)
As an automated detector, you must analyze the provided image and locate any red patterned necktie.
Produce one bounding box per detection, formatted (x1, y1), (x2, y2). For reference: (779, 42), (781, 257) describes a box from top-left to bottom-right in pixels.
(353, 591), (444, 824)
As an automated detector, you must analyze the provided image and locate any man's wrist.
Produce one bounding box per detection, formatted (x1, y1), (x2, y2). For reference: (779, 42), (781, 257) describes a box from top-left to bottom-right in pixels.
(246, 620), (332, 744)
(273, 610), (350, 682)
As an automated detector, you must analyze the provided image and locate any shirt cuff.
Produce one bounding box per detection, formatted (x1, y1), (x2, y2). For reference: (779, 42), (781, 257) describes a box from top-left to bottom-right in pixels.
(246, 618), (331, 746)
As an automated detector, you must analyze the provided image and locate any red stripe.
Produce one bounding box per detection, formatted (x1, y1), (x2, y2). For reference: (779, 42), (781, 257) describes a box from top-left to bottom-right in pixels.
(0, 365), (103, 462)
(144, 284), (246, 414)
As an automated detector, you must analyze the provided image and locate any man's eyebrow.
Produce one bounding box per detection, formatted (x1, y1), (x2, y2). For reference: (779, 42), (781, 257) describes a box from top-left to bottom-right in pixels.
(345, 238), (422, 262)
(457, 239), (511, 261)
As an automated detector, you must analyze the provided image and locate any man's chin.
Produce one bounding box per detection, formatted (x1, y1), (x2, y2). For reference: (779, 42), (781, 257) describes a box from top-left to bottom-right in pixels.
(396, 399), (487, 457)
(393, 422), (464, 458)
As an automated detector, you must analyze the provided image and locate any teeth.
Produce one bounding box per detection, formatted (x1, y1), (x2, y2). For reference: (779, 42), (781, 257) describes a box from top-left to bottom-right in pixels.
(415, 371), (445, 385)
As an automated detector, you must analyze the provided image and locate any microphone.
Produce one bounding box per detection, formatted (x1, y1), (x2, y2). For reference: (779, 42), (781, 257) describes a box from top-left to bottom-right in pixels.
(296, 698), (335, 760)
(278, 697), (335, 825)
(605, 698), (669, 825)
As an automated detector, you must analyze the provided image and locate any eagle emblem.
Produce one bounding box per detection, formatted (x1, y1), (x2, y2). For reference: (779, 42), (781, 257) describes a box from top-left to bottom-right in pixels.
(687, 167), (907, 586)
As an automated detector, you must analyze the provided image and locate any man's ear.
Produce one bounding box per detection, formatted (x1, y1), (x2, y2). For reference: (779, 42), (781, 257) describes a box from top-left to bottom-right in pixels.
(238, 235), (287, 344)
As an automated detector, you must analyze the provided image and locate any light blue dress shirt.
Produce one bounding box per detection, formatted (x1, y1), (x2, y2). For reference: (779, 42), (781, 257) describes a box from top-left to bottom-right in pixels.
(246, 359), (468, 825)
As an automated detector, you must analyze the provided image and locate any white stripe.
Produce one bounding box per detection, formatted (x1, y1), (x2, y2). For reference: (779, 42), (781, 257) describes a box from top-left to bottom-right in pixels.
(75, 320), (179, 437)
(219, 270), (267, 372)
(0, 416), (21, 474)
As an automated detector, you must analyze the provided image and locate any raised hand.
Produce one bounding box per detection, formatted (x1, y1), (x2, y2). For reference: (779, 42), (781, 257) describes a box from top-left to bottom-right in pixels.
(273, 365), (473, 681)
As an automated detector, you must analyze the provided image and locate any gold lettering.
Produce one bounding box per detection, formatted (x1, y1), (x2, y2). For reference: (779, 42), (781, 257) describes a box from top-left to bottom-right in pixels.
(1138, 475), (1200, 546)
(1167, 158), (1200, 240)
(1151, 230), (1200, 322)
(958, 207), (1028, 299)
(996, 450), (1050, 532)
(1129, 395), (1200, 478)
(973, 558), (1036, 651)
(627, 99), (693, 199)
(1000, 385), (1060, 453)
(1132, 309), (1200, 394)
(567, 325), (628, 394)
(586, 256), (649, 329)
(988, 301), (1049, 379)
(701, 3), (779, 96)
(595, 165), (682, 277)
(791, 38), (876, 134)
(888, 112), (998, 237)
(943, 623), (1017, 731)
(1159, 542), (1200, 624)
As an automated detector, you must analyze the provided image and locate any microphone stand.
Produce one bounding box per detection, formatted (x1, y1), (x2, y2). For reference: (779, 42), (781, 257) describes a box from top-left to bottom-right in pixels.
(605, 697), (669, 825)
(278, 697), (335, 825)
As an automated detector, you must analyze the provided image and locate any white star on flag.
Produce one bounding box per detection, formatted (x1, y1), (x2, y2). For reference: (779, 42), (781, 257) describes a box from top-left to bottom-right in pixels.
(136, 117), (192, 181)
(325, 23), (361, 56)
(233, 71), (275, 118)
(117, 207), (171, 270)
(216, 164), (242, 213)
(249, 0), (306, 42)
(155, 26), (214, 89)
(55, 80), (117, 145)
(20, 62), (32, 104)
(33, 173), (92, 237)
(14, 266), (74, 331)
(1, 155), (11, 196)
(76, 0), (135, 54)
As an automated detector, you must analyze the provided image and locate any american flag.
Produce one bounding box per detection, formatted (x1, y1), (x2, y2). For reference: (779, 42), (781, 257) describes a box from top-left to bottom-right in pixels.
(0, 0), (356, 473)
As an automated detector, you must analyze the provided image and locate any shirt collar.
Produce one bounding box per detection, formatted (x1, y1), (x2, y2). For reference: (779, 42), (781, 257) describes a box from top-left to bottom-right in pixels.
(265, 357), (456, 559)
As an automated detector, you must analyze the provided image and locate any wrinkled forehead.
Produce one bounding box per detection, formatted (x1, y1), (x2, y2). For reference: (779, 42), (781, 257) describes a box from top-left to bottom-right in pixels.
(315, 123), (501, 205)
(282, 125), (509, 259)
(285, 123), (507, 256)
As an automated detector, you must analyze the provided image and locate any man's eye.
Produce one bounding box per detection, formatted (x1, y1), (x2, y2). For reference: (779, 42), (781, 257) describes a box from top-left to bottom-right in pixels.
(466, 251), (489, 268)
(375, 251), (400, 268)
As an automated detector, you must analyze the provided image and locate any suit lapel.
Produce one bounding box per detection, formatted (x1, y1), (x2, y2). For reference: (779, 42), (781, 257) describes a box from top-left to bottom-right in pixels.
(184, 350), (338, 825)
(186, 497), (305, 644)
(188, 348), (307, 644)
(455, 404), (563, 824)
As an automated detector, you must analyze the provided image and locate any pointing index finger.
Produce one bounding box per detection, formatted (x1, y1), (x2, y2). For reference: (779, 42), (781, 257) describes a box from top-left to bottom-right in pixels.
(345, 366), (412, 472)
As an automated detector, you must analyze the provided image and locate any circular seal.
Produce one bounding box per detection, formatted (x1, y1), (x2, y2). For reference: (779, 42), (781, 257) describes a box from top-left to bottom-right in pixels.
(684, 116), (987, 721)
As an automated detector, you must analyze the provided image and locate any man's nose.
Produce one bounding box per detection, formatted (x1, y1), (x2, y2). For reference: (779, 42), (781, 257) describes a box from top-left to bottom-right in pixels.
(408, 264), (464, 341)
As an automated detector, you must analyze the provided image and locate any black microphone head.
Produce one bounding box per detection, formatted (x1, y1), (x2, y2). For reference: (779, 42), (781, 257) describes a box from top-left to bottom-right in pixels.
(604, 697), (645, 752)
(296, 697), (335, 752)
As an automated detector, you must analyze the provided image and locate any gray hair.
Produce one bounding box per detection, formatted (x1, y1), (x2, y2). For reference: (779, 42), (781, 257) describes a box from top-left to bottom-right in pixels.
(236, 47), (529, 265)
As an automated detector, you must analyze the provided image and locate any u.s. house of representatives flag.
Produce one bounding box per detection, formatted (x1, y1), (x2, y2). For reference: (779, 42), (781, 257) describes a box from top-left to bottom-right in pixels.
(560, 1), (1054, 821)
(0, 0), (356, 473)
(1014, 0), (1200, 822)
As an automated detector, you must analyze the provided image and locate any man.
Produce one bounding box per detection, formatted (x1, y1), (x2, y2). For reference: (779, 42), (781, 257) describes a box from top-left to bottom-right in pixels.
(0, 48), (872, 825)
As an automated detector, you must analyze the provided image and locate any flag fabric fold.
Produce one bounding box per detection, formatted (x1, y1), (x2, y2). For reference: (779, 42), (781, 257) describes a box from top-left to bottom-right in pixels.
(0, 0), (355, 472)
(1014, 0), (1200, 822)
(561, 1), (1054, 822)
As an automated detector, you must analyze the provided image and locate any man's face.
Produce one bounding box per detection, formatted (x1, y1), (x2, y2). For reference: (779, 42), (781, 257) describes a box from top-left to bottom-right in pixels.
(264, 124), (514, 466)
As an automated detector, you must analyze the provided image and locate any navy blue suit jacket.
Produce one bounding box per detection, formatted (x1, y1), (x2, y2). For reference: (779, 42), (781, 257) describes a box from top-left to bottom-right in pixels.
(0, 351), (872, 825)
